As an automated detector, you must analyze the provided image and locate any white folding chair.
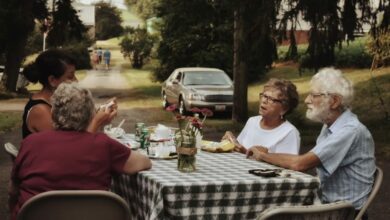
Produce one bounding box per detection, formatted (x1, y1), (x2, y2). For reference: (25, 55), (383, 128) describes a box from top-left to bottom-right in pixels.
(257, 201), (355, 220)
(17, 190), (130, 220)
(4, 142), (19, 160)
(355, 166), (383, 220)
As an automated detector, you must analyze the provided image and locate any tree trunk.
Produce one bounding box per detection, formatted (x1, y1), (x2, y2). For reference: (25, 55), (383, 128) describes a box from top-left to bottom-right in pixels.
(232, 4), (248, 123)
(5, 43), (28, 92)
(3, 0), (34, 92)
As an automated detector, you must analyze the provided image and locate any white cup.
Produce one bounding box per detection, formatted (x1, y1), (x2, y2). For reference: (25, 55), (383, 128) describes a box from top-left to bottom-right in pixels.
(156, 142), (170, 157)
(155, 124), (171, 139)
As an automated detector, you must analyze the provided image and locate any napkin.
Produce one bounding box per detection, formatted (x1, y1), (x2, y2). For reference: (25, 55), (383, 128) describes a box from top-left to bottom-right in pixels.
(154, 124), (171, 140)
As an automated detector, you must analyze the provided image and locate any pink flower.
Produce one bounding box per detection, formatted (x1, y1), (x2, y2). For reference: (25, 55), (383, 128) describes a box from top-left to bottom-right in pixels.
(191, 117), (203, 129)
(166, 104), (177, 112)
(189, 107), (202, 113)
(201, 108), (213, 117)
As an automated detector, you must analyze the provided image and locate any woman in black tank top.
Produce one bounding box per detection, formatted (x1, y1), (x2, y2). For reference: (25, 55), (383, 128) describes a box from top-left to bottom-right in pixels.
(22, 99), (51, 138)
(21, 49), (77, 138)
(21, 49), (118, 139)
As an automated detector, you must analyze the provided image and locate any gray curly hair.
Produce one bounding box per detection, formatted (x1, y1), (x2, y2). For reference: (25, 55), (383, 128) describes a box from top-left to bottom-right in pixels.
(51, 82), (95, 131)
(310, 67), (354, 110)
(263, 78), (299, 116)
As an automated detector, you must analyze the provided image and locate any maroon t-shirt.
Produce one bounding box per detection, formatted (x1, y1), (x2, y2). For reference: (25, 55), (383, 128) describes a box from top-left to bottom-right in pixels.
(11, 130), (131, 219)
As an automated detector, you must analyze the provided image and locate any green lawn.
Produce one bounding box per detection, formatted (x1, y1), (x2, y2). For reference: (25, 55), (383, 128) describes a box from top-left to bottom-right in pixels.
(0, 112), (22, 133)
(116, 57), (390, 157)
(2, 36), (389, 158)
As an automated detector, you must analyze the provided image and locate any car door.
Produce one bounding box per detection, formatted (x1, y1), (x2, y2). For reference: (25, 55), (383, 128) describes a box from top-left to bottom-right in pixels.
(165, 71), (182, 104)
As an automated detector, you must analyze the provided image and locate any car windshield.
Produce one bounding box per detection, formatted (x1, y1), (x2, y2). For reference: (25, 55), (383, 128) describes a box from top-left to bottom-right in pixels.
(182, 71), (231, 86)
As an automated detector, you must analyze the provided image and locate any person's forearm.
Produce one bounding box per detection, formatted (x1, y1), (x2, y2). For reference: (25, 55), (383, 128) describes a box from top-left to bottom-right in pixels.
(87, 119), (99, 133)
(260, 153), (303, 171)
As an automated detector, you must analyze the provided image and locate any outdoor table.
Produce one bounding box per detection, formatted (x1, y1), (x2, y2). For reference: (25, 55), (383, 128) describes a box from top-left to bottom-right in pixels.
(111, 150), (320, 220)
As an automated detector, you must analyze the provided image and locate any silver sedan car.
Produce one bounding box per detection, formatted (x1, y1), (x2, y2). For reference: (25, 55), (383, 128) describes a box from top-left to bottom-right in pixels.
(161, 67), (234, 115)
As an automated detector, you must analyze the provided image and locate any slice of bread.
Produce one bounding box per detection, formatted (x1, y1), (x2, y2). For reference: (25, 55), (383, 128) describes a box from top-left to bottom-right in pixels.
(201, 140), (234, 153)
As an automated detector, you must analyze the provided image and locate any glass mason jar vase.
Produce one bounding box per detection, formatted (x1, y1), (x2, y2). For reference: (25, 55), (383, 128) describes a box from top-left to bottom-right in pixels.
(176, 140), (197, 172)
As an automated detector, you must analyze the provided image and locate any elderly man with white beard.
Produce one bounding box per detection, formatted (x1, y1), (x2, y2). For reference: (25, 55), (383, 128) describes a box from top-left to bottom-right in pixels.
(247, 67), (376, 219)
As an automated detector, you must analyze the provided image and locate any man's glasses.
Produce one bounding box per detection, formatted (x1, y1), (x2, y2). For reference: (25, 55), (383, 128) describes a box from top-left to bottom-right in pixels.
(259, 93), (284, 104)
(307, 92), (337, 100)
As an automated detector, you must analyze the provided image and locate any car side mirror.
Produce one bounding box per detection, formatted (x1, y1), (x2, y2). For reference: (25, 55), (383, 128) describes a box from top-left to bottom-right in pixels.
(172, 79), (179, 84)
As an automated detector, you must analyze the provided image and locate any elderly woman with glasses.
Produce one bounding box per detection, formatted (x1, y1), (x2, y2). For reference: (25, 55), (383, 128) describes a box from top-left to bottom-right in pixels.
(247, 68), (375, 217)
(222, 78), (300, 154)
(9, 82), (152, 220)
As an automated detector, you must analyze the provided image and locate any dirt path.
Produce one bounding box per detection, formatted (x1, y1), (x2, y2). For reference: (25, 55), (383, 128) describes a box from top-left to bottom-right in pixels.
(78, 65), (129, 90)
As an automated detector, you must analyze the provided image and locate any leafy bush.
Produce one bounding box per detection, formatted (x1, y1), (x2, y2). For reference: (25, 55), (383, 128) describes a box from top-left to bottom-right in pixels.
(294, 37), (373, 69)
(120, 27), (156, 69)
(334, 39), (372, 68)
(366, 30), (390, 68)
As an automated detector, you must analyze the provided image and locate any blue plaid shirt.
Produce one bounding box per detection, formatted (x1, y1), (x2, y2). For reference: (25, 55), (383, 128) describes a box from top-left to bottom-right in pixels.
(311, 110), (376, 209)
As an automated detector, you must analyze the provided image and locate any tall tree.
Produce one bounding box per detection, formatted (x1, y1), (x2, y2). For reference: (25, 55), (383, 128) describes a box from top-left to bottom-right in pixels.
(1, 0), (48, 92)
(95, 2), (123, 40)
(154, 0), (233, 81)
(125, 0), (158, 21)
(1, 0), (88, 92)
(126, 0), (385, 121)
(232, 0), (280, 122)
(47, 0), (87, 47)
(279, 0), (377, 71)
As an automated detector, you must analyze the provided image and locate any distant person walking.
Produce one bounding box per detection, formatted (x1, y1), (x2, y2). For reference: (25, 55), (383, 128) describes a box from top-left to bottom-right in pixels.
(97, 47), (103, 64)
(103, 49), (111, 70)
(91, 50), (99, 70)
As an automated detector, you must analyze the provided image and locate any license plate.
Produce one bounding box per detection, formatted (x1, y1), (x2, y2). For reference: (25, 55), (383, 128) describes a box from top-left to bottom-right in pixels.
(215, 105), (226, 111)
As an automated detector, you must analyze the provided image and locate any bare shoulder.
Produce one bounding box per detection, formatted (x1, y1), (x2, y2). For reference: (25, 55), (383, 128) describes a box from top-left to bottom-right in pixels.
(29, 103), (51, 116)
(28, 103), (52, 124)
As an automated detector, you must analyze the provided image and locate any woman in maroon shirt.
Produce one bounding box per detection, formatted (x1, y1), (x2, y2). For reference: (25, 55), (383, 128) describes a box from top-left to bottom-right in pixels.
(10, 82), (152, 220)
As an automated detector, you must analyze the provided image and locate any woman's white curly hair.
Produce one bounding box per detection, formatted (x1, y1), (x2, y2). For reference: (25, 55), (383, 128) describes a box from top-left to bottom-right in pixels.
(51, 82), (95, 131)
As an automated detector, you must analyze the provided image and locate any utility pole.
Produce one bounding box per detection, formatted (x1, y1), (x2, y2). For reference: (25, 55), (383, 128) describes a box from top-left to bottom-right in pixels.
(43, 0), (55, 51)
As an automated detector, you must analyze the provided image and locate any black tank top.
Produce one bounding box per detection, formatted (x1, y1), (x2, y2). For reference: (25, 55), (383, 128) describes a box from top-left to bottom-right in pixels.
(22, 98), (51, 138)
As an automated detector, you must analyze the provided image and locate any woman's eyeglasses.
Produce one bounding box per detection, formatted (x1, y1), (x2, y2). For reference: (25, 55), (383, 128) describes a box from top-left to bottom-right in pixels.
(259, 93), (284, 104)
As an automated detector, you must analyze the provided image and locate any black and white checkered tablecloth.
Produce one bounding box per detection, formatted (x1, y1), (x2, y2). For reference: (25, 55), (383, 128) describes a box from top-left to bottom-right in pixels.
(111, 151), (320, 220)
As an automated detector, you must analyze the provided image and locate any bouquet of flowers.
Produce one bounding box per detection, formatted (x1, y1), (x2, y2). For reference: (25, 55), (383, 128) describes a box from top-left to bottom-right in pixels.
(166, 105), (213, 172)
(166, 105), (213, 146)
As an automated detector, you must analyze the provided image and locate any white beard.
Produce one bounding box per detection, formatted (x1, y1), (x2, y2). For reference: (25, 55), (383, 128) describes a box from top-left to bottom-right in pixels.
(306, 102), (331, 123)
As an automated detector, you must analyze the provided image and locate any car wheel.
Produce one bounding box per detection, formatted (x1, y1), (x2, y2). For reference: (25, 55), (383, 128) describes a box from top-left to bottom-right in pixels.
(162, 92), (169, 109)
(179, 97), (187, 115)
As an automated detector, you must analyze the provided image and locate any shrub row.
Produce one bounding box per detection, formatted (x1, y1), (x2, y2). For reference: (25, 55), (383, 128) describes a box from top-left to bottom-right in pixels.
(277, 37), (373, 68)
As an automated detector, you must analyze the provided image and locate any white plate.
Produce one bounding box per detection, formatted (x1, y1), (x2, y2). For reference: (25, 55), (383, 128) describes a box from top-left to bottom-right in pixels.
(117, 138), (140, 150)
(148, 154), (178, 160)
(104, 127), (125, 138)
